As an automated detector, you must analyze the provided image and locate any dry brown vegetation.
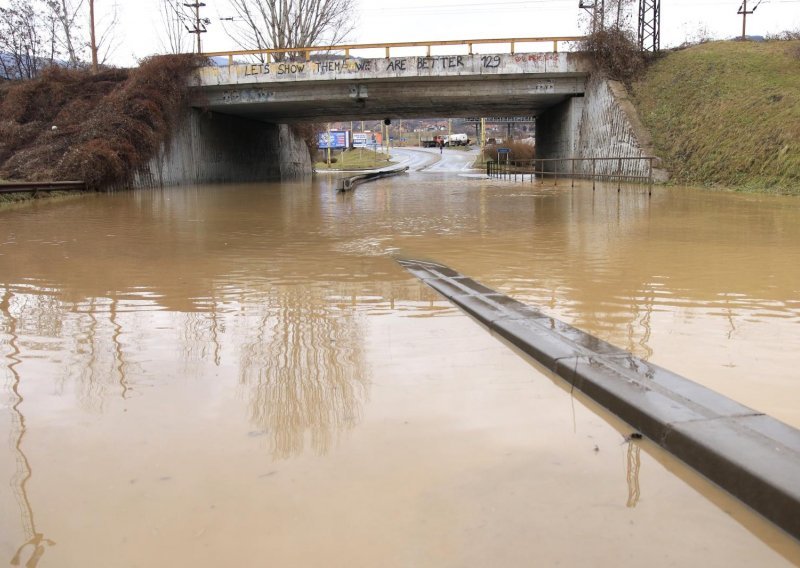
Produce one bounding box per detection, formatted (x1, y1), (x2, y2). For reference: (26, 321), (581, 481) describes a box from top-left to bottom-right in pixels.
(581, 27), (646, 87)
(482, 141), (535, 162)
(0, 54), (203, 189)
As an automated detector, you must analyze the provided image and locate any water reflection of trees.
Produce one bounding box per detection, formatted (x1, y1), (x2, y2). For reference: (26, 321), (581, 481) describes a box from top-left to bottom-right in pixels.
(179, 299), (223, 368)
(239, 286), (369, 460)
(1, 288), (55, 567)
(62, 297), (134, 412)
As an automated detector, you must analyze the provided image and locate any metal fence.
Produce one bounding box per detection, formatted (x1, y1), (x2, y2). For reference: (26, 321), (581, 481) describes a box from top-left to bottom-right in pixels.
(487, 157), (656, 194)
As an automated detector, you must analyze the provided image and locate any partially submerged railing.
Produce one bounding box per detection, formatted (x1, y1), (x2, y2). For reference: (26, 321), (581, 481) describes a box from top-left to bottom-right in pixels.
(338, 166), (409, 192)
(487, 157), (656, 194)
(202, 36), (584, 66)
(0, 181), (87, 195)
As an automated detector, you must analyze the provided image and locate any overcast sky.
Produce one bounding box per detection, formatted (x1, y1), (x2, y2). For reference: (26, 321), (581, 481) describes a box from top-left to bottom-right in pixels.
(17, 0), (800, 65)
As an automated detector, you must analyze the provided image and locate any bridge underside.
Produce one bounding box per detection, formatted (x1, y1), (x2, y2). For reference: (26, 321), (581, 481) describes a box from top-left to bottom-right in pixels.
(194, 76), (585, 124)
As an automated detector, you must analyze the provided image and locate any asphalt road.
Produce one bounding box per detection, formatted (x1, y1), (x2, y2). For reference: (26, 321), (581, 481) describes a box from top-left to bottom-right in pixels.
(384, 146), (481, 172)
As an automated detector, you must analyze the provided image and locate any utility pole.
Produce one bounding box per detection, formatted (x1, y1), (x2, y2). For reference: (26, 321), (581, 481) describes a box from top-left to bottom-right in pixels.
(579, 0), (597, 33)
(599, 0), (605, 31)
(737, 0), (761, 40)
(326, 123), (331, 167)
(638, 0), (661, 52)
(89, 0), (98, 72)
(184, 2), (208, 53)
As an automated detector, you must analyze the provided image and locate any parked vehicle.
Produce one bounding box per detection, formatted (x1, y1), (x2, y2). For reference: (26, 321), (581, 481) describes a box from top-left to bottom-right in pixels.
(421, 135), (446, 148)
(445, 133), (470, 146)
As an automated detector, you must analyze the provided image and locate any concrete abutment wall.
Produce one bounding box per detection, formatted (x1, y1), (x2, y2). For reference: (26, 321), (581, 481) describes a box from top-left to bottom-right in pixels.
(134, 109), (311, 188)
(535, 75), (668, 182)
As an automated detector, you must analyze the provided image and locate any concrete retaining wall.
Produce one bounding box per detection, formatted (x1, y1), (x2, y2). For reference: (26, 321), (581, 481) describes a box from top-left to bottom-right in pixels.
(536, 75), (668, 181)
(133, 109), (311, 188)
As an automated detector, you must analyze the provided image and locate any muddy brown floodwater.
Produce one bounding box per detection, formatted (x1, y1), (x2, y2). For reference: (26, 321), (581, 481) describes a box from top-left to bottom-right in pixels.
(1, 173), (799, 567)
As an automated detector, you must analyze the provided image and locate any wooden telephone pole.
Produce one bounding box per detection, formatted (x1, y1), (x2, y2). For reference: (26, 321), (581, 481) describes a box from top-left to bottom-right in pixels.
(737, 0), (762, 40)
(89, 0), (98, 72)
(183, 2), (208, 53)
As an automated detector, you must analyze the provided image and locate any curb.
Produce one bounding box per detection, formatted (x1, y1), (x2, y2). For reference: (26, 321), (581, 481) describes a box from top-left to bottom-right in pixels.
(398, 258), (800, 541)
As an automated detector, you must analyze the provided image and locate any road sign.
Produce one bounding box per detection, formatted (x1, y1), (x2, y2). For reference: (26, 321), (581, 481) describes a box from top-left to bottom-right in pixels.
(465, 117), (535, 124)
(318, 130), (350, 149)
(497, 148), (511, 154)
(352, 132), (369, 148)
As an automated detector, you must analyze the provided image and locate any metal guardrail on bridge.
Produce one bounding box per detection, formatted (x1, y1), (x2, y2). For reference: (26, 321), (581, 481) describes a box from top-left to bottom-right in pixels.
(487, 157), (656, 195)
(202, 36), (585, 66)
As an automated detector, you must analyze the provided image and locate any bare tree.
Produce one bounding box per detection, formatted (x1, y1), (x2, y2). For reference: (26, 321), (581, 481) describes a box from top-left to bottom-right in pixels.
(45, 0), (85, 67)
(223, 0), (356, 62)
(0, 1), (51, 79)
(158, 0), (192, 54)
(604, 0), (636, 30)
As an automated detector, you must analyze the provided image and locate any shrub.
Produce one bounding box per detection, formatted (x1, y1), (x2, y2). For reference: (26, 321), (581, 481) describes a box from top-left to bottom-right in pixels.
(483, 141), (535, 162)
(0, 54), (204, 189)
(580, 26), (646, 86)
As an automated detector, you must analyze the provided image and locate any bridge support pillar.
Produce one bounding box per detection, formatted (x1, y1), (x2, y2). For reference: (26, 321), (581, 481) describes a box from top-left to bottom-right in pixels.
(134, 109), (312, 188)
(535, 95), (584, 175)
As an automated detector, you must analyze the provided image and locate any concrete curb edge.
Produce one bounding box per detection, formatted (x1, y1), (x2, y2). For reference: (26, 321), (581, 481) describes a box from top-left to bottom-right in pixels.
(397, 258), (800, 541)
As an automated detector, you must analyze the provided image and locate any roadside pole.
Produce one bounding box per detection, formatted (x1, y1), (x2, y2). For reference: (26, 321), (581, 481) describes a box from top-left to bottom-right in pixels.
(480, 118), (486, 161)
(326, 124), (331, 168)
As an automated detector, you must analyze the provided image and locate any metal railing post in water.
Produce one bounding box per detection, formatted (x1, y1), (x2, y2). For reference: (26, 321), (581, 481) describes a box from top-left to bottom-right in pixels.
(571, 158), (575, 188)
(617, 158), (622, 192)
(648, 158), (653, 197)
(592, 158), (596, 191)
(554, 160), (558, 186)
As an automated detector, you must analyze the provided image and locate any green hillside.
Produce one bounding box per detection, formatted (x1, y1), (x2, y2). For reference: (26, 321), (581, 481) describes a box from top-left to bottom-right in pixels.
(632, 40), (800, 193)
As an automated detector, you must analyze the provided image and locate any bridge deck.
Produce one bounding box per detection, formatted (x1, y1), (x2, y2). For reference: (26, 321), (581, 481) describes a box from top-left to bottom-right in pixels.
(193, 52), (590, 123)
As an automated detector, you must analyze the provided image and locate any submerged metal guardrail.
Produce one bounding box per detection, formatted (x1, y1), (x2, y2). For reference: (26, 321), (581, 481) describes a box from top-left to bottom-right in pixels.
(337, 166), (409, 192)
(487, 157), (656, 194)
(397, 258), (800, 540)
(0, 181), (87, 195)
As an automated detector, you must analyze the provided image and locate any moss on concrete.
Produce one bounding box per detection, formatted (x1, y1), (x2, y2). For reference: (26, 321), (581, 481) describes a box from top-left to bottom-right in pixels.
(632, 40), (800, 193)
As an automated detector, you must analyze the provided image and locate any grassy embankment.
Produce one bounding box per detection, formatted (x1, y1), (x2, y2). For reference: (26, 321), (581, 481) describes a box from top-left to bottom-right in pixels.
(0, 55), (201, 205)
(632, 40), (800, 193)
(314, 148), (395, 170)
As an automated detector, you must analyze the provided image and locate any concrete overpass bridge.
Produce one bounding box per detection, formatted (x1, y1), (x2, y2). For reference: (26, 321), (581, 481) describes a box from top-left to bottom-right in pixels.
(139, 38), (658, 186)
(194, 38), (589, 123)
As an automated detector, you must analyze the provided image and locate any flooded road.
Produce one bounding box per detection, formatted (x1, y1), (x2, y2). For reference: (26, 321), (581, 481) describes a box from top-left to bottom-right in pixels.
(1, 172), (799, 566)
